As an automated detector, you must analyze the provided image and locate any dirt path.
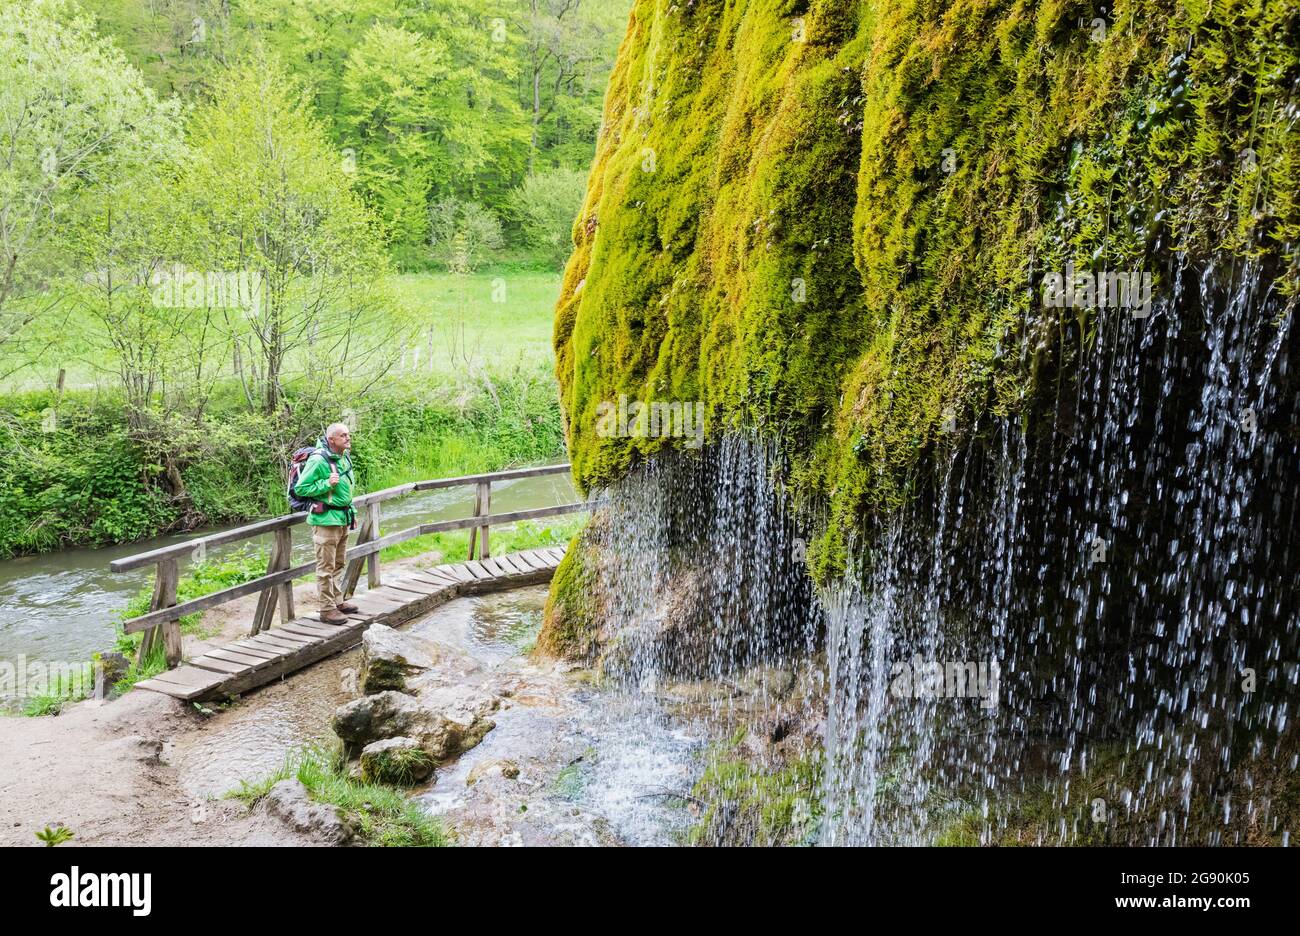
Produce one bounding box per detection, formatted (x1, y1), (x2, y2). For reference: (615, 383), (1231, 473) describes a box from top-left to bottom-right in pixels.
(0, 555), (449, 849)
(0, 689), (314, 847)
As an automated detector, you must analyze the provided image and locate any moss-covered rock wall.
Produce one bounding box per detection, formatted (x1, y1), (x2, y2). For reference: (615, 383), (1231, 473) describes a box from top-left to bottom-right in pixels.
(555, 0), (1297, 575)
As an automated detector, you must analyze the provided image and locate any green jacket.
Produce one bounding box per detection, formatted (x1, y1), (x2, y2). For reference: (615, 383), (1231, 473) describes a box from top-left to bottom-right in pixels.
(295, 444), (355, 527)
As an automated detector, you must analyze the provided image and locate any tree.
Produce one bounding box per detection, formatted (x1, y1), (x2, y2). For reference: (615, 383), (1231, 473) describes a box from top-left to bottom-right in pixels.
(514, 0), (624, 175)
(185, 56), (405, 415)
(508, 167), (586, 266)
(429, 199), (504, 273)
(0, 0), (183, 375)
(340, 20), (526, 253)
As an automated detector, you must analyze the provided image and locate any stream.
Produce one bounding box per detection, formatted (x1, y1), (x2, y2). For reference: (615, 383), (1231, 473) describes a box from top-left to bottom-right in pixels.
(167, 586), (705, 847)
(0, 468), (575, 667)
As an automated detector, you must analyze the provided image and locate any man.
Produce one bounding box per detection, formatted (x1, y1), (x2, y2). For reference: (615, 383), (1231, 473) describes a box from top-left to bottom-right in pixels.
(294, 422), (359, 624)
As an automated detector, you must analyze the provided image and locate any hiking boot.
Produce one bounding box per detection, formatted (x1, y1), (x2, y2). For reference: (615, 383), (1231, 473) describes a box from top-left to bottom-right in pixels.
(319, 609), (349, 624)
(336, 601), (359, 613)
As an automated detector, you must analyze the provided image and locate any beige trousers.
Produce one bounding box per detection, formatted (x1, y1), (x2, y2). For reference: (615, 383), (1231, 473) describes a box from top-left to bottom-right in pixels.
(312, 524), (349, 611)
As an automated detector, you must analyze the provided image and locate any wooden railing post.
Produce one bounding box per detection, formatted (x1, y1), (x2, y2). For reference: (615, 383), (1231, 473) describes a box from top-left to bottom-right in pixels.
(366, 501), (381, 588)
(275, 527), (295, 624)
(342, 509), (375, 598)
(249, 528), (291, 636)
(467, 481), (491, 560)
(138, 559), (180, 668)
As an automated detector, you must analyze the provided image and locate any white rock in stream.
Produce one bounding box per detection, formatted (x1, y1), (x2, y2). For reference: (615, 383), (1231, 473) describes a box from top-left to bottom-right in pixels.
(333, 686), (500, 763)
(263, 779), (356, 846)
(359, 624), (446, 694)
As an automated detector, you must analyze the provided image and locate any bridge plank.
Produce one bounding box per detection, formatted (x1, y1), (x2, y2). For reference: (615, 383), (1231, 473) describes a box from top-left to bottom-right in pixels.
(206, 648), (272, 668)
(253, 631), (313, 648)
(385, 577), (443, 596)
(416, 569), (462, 587)
(131, 547), (565, 703)
(281, 621), (343, 639)
(341, 596), (395, 617)
(501, 556), (530, 575)
(228, 641), (282, 660)
(366, 587), (418, 606)
(515, 550), (547, 571)
(188, 656), (253, 676)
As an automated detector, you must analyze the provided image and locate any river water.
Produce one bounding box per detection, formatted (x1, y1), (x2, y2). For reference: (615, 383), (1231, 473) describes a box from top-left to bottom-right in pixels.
(168, 585), (703, 847)
(0, 469), (575, 666)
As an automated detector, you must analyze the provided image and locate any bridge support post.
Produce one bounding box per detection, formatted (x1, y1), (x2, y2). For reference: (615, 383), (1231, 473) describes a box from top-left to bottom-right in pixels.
(341, 509), (375, 598)
(467, 481), (491, 560)
(275, 528), (295, 623)
(138, 558), (181, 668)
(366, 501), (381, 588)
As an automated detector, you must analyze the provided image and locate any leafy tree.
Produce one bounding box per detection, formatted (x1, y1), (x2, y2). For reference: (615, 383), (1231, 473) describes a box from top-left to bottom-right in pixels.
(0, 0), (183, 375)
(508, 167), (586, 265)
(185, 56), (406, 415)
(429, 199), (505, 274)
(513, 0), (624, 175)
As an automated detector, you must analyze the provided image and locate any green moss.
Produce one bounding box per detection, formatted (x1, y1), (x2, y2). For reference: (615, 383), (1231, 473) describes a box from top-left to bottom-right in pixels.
(535, 528), (602, 660)
(689, 730), (824, 847)
(359, 745), (436, 787)
(935, 738), (1300, 846)
(555, 0), (1298, 567)
(229, 746), (449, 847)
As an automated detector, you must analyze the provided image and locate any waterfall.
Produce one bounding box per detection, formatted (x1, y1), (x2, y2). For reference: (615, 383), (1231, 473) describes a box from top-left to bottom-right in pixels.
(571, 258), (1296, 846)
(820, 256), (1298, 845)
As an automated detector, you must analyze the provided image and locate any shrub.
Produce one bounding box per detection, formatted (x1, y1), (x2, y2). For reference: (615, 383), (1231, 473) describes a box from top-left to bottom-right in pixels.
(507, 168), (586, 267)
(428, 198), (504, 273)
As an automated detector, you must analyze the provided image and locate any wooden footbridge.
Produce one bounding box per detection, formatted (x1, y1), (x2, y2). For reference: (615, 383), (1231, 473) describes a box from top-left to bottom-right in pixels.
(111, 464), (586, 702)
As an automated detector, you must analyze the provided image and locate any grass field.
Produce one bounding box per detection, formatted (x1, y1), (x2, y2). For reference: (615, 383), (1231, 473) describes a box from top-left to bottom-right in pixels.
(1, 268), (564, 394)
(388, 270), (562, 379)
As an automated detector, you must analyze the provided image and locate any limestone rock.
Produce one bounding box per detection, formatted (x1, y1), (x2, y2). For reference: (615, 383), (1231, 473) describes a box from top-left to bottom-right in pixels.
(411, 684), (500, 761)
(466, 758), (521, 786)
(334, 690), (422, 744)
(263, 779), (355, 846)
(332, 686), (499, 763)
(360, 624), (442, 694)
(359, 737), (436, 785)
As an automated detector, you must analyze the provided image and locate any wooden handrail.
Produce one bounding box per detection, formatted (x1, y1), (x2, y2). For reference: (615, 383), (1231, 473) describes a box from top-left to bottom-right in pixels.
(109, 462), (573, 572)
(111, 462), (582, 663)
(119, 500), (593, 633)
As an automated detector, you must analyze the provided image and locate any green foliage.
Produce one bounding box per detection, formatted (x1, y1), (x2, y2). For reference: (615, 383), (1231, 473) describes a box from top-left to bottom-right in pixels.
(79, 0), (625, 253)
(186, 54), (404, 415)
(20, 662), (94, 717)
(688, 731), (824, 847)
(428, 199), (506, 273)
(554, 0), (1300, 573)
(0, 358), (566, 558)
(0, 0), (183, 365)
(111, 641), (167, 695)
(508, 168), (588, 266)
(0, 399), (175, 556)
(229, 746), (450, 846)
(536, 525), (600, 660)
(35, 825), (75, 846)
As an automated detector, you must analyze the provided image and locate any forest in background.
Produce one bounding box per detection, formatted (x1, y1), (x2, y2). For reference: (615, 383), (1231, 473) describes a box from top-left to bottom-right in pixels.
(0, 0), (625, 558)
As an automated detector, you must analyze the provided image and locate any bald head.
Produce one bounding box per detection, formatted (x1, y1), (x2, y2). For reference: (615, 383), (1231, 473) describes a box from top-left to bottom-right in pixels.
(325, 422), (351, 454)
